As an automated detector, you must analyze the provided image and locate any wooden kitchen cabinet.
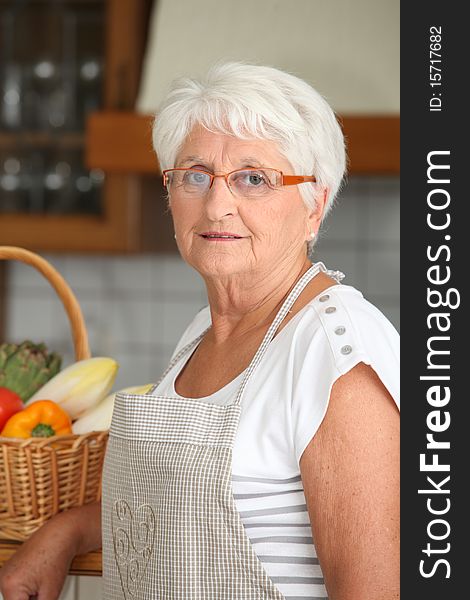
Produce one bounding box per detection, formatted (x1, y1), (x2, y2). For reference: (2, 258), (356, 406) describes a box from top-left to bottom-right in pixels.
(86, 112), (400, 176)
(0, 0), (168, 253)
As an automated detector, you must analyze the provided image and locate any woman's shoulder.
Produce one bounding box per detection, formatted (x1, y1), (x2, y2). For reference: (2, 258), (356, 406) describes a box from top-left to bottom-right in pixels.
(294, 283), (399, 369)
(303, 283), (399, 344)
(290, 283), (400, 407)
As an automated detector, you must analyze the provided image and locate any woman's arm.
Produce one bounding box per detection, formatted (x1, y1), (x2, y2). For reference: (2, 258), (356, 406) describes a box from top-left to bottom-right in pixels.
(299, 362), (399, 600)
(0, 501), (101, 600)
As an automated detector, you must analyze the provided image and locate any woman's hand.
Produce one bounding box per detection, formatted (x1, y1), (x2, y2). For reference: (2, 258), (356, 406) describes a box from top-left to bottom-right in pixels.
(300, 362), (400, 600)
(0, 519), (77, 600)
(0, 502), (101, 600)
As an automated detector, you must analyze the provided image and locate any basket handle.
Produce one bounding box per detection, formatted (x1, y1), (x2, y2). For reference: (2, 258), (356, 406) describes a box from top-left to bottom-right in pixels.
(0, 246), (91, 361)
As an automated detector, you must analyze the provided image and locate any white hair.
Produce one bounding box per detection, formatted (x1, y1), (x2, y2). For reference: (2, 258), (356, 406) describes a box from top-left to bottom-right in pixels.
(152, 61), (347, 254)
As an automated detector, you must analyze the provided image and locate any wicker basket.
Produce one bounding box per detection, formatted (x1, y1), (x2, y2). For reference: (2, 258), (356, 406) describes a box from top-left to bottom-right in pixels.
(0, 246), (109, 541)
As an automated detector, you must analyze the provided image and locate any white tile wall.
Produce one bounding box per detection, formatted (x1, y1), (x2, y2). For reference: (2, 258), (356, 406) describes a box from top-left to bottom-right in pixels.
(2, 176), (399, 599)
(321, 177), (369, 243)
(365, 247), (400, 296)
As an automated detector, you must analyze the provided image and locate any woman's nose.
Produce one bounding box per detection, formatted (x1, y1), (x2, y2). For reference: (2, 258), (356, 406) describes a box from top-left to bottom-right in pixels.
(203, 177), (239, 220)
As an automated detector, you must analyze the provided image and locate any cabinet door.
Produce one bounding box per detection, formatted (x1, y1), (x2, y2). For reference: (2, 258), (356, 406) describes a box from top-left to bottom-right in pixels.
(0, 0), (158, 252)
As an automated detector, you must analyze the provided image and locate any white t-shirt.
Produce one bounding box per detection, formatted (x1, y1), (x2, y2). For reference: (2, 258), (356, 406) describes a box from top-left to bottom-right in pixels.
(154, 280), (400, 599)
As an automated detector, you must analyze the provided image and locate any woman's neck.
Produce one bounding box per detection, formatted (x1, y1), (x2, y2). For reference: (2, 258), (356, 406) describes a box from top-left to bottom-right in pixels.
(203, 255), (312, 344)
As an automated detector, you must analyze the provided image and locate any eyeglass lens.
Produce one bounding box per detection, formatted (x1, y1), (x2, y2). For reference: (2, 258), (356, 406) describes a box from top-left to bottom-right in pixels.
(165, 168), (281, 197)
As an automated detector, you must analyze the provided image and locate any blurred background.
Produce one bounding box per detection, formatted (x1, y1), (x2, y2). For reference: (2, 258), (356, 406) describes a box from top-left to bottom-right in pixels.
(0, 1), (398, 596)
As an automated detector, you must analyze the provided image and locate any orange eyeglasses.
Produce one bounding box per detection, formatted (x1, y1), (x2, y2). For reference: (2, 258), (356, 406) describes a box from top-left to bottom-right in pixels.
(162, 167), (316, 199)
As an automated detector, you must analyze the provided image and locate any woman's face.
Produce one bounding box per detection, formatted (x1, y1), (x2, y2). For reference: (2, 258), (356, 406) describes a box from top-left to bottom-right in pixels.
(169, 124), (325, 279)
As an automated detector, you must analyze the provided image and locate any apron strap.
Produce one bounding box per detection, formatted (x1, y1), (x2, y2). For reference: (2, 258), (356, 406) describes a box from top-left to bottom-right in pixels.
(147, 262), (344, 399)
(234, 262), (323, 406)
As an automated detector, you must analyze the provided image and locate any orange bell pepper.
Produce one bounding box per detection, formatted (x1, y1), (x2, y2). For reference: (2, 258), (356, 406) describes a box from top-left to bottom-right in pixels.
(1, 399), (73, 438)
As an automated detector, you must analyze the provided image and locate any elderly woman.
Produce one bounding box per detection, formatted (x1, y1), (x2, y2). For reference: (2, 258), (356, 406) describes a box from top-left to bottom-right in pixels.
(0, 62), (399, 600)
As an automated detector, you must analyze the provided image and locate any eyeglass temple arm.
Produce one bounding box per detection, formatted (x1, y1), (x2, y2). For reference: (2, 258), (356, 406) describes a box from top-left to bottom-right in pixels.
(282, 175), (316, 185)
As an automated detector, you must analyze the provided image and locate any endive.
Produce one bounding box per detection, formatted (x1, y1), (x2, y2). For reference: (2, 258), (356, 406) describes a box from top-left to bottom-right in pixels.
(25, 357), (119, 420)
(72, 383), (153, 433)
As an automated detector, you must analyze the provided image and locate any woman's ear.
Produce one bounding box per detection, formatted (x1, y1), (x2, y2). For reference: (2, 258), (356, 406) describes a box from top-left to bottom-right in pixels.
(307, 188), (329, 236)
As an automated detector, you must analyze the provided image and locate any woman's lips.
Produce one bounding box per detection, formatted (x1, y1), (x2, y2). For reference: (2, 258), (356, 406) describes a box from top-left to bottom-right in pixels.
(198, 231), (244, 241)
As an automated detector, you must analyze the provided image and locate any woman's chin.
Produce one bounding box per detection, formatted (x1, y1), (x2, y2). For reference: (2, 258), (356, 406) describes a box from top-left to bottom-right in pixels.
(186, 253), (251, 279)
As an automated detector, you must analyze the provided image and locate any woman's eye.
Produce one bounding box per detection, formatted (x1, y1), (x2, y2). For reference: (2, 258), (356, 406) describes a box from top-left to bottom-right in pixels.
(248, 173), (264, 185)
(184, 171), (209, 185)
(237, 171), (267, 186)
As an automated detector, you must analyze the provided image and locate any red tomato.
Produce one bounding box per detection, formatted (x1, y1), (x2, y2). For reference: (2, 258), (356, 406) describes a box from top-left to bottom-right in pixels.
(0, 387), (24, 432)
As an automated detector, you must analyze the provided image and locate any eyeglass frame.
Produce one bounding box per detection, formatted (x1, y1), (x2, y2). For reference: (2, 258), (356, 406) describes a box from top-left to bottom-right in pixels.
(162, 167), (317, 195)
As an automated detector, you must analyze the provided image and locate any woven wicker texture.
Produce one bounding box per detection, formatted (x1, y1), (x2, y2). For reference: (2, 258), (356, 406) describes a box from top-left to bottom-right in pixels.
(0, 246), (109, 541)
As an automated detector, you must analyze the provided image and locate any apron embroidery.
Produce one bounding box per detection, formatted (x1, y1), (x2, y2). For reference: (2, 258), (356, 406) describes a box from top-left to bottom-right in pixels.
(102, 262), (340, 599)
(111, 500), (156, 598)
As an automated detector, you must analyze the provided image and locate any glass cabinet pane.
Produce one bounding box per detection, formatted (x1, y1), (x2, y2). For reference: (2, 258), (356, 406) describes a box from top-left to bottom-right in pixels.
(0, 1), (105, 215)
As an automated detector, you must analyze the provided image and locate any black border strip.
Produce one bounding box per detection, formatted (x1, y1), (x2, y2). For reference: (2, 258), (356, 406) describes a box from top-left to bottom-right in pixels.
(401, 2), (468, 597)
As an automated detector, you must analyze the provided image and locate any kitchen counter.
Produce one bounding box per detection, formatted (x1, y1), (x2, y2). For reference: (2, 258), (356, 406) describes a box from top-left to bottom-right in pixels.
(0, 539), (102, 576)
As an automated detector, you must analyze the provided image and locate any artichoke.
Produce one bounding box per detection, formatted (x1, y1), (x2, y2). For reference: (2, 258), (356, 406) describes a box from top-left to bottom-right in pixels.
(0, 341), (62, 402)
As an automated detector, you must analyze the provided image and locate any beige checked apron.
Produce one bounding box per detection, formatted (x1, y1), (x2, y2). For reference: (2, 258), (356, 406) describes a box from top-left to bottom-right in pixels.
(101, 262), (329, 599)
